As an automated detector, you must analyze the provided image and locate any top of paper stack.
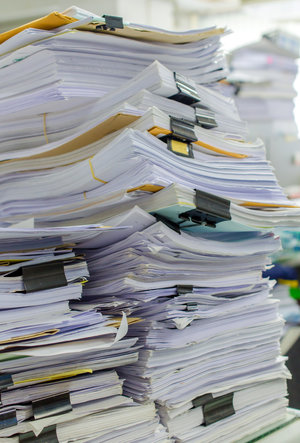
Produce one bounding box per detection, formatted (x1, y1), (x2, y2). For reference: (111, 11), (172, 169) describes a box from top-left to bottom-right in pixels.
(0, 6), (226, 46)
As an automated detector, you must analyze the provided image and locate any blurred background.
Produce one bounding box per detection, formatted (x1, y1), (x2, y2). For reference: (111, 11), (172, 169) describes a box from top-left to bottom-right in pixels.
(2, 0), (300, 407)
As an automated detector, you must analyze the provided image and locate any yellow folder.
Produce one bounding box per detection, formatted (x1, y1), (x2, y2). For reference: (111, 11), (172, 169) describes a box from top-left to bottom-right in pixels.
(0, 329), (59, 345)
(0, 12), (77, 45)
(15, 368), (93, 385)
(78, 22), (226, 44)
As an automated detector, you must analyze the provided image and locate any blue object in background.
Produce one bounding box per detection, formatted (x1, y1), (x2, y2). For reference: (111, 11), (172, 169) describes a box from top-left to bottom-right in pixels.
(263, 264), (298, 281)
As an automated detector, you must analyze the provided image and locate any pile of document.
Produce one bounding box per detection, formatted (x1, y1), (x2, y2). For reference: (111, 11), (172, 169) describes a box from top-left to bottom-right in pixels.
(0, 7), (227, 123)
(226, 30), (300, 187)
(0, 226), (168, 442)
(229, 31), (299, 124)
(0, 5), (299, 442)
(1, 54), (300, 227)
(77, 222), (288, 442)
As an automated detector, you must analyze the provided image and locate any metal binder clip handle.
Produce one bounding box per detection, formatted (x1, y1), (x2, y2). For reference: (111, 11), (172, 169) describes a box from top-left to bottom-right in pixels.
(161, 117), (197, 158)
(170, 117), (197, 142)
(179, 190), (231, 228)
(176, 285), (194, 296)
(195, 105), (218, 129)
(170, 72), (201, 105)
(98, 15), (124, 31)
(185, 302), (198, 311)
(33, 392), (72, 420)
(22, 261), (67, 293)
(0, 410), (17, 430)
(203, 392), (235, 426)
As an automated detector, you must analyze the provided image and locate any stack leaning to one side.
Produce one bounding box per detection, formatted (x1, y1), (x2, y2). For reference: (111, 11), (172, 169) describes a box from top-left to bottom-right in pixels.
(0, 5), (299, 442)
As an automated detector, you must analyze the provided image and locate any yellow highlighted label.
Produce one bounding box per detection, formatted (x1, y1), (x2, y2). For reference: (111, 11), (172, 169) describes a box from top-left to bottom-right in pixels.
(43, 113), (49, 144)
(240, 202), (299, 208)
(15, 368), (93, 385)
(127, 184), (164, 193)
(108, 317), (141, 327)
(170, 140), (190, 156)
(0, 329), (59, 345)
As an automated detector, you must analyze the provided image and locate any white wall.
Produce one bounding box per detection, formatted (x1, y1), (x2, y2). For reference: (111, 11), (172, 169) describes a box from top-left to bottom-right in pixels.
(0, 0), (176, 31)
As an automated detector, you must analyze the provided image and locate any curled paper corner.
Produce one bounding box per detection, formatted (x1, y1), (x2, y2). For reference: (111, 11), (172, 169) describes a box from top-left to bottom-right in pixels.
(115, 311), (128, 342)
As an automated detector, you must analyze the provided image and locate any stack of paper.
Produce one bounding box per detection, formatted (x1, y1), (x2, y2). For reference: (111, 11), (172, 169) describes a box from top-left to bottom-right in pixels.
(228, 31), (299, 124)
(225, 30), (300, 188)
(33, 183), (300, 232)
(74, 221), (288, 441)
(0, 227), (167, 442)
(0, 60), (244, 153)
(0, 101), (299, 227)
(0, 49), (298, 229)
(0, 15), (228, 120)
(0, 5), (298, 442)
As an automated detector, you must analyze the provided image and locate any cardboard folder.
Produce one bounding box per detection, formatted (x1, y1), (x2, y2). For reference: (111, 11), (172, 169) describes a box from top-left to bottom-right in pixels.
(0, 12), (77, 45)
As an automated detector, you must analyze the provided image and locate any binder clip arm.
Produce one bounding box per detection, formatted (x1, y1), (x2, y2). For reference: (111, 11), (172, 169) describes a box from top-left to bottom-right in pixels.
(161, 116), (197, 158)
(179, 190), (231, 228)
(97, 15), (124, 31)
(170, 72), (201, 105)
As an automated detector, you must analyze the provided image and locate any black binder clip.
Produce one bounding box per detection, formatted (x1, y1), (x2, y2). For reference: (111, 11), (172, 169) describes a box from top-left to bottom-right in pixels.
(0, 410), (17, 430)
(161, 117), (197, 158)
(192, 392), (235, 426)
(179, 189), (231, 228)
(175, 285), (194, 297)
(19, 425), (59, 443)
(0, 373), (13, 391)
(263, 30), (280, 43)
(33, 392), (72, 420)
(185, 302), (198, 311)
(170, 116), (197, 142)
(154, 213), (181, 234)
(233, 82), (242, 96)
(192, 393), (214, 409)
(170, 73), (201, 105)
(97, 15), (124, 31)
(227, 81), (242, 96)
(22, 261), (68, 293)
(194, 104), (218, 129)
(202, 393), (235, 426)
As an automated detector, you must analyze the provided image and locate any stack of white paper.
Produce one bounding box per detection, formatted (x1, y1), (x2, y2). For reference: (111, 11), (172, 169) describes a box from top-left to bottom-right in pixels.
(0, 227), (168, 442)
(0, 6), (298, 442)
(157, 379), (288, 442)
(74, 221), (289, 441)
(0, 23), (228, 119)
(0, 60), (244, 153)
(0, 57), (298, 229)
(229, 33), (298, 124)
(0, 126), (288, 224)
(0, 110), (297, 228)
(225, 30), (300, 188)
